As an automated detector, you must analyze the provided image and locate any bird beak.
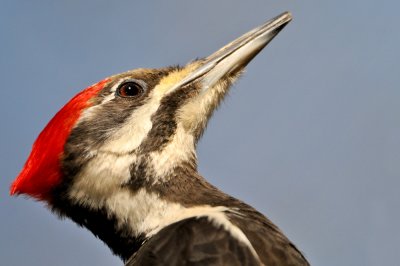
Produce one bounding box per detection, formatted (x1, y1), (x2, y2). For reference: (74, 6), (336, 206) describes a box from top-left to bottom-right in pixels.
(171, 11), (292, 91)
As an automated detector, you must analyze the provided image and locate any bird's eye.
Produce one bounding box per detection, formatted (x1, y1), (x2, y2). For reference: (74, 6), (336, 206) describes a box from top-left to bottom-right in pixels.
(117, 82), (144, 98)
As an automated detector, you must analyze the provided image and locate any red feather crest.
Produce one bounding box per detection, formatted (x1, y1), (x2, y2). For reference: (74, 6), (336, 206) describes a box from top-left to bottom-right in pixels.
(10, 78), (109, 201)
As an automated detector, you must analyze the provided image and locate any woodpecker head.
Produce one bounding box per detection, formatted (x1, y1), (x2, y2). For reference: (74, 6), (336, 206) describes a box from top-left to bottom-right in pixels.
(10, 13), (291, 255)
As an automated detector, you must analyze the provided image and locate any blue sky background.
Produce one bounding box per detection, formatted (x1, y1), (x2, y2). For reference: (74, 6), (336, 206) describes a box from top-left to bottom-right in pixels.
(1, 1), (399, 265)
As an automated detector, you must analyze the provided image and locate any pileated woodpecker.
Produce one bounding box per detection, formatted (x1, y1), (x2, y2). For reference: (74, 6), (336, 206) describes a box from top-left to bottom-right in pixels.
(11, 12), (309, 265)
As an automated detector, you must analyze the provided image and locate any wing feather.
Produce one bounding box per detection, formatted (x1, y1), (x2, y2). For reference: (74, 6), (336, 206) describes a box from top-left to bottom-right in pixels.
(125, 217), (260, 266)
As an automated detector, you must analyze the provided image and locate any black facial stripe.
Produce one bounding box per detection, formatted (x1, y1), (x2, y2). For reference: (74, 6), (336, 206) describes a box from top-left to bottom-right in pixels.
(139, 84), (198, 153)
(57, 68), (175, 202)
(128, 155), (152, 191)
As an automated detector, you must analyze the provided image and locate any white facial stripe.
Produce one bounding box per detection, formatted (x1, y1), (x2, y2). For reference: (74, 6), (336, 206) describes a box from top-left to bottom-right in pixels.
(99, 78), (121, 105)
(99, 68), (196, 155)
(148, 124), (195, 182)
(100, 96), (160, 154)
(100, 75), (176, 154)
(98, 77), (159, 154)
(69, 152), (135, 206)
(78, 78), (124, 122)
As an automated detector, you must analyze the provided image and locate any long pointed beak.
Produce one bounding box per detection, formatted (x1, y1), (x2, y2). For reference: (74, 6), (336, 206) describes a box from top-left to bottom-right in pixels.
(172, 11), (292, 91)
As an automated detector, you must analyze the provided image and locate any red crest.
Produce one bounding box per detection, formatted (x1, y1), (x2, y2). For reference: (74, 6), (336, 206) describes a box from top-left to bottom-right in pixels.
(10, 78), (109, 201)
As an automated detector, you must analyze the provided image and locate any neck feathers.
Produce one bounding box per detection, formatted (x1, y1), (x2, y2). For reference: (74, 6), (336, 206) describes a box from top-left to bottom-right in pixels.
(53, 165), (243, 261)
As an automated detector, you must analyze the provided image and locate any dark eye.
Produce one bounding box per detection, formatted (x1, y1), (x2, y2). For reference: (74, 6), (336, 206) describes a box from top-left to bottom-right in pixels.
(117, 82), (144, 97)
